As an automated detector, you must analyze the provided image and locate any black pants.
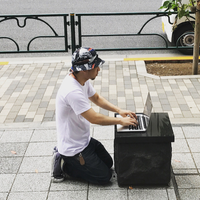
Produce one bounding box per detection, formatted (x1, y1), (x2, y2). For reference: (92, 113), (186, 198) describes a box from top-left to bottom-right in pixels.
(61, 138), (113, 185)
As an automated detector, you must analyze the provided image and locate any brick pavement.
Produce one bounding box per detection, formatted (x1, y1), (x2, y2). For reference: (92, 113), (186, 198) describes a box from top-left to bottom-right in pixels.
(0, 58), (200, 124)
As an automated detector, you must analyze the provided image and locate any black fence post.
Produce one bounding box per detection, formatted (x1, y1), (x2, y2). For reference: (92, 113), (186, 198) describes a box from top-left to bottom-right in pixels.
(63, 15), (69, 52)
(70, 13), (76, 53)
(77, 15), (82, 48)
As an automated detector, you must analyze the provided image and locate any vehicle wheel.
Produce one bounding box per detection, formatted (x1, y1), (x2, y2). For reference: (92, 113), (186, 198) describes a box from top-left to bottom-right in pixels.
(174, 24), (196, 55)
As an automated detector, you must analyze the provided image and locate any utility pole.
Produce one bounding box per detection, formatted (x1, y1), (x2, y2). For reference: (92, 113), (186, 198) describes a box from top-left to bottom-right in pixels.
(192, 0), (200, 75)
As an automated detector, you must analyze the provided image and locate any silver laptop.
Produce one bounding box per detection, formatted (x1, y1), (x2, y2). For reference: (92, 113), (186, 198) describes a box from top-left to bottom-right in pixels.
(116, 93), (153, 133)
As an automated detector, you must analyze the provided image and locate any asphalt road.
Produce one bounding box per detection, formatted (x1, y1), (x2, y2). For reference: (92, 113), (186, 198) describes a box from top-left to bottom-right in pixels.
(0, 0), (178, 57)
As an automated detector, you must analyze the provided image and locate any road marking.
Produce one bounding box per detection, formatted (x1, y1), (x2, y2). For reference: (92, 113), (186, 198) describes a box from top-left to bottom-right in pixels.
(0, 62), (9, 65)
(124, 56), (200, 61)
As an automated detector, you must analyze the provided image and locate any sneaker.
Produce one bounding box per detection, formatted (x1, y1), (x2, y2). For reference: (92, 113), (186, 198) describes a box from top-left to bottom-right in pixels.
(51, 146), (65, 183)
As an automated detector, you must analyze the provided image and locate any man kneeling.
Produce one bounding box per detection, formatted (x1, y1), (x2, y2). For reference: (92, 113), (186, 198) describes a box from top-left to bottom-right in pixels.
(51, 47), (138, 185)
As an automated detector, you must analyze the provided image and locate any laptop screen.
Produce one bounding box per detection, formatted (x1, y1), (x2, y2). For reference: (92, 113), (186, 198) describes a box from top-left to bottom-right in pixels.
(143, 93), (153, 118)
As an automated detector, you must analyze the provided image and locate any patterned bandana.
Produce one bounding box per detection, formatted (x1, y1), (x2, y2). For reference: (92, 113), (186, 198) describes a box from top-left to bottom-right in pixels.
(71, 47), (105, 72)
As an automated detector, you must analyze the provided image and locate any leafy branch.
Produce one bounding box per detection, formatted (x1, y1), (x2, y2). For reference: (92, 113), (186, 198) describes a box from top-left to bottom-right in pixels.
(160, 0), (197, 19)
(160, 0), (200, 75)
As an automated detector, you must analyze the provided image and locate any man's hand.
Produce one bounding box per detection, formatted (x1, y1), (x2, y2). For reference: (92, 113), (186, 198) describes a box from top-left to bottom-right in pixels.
(118, 109), (137, 119)
(118, 109), (138, 127)
(119, 116), (138, 127)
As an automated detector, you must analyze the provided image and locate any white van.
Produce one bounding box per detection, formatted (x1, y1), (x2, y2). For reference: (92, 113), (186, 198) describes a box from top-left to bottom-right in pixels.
(161, 0), (195, 54)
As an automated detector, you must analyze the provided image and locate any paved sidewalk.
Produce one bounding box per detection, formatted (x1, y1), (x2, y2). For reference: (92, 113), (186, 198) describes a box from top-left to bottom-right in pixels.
(0, 124), (200, 200)
(0, 55), (200, 124)
(0, 55), (200, 200)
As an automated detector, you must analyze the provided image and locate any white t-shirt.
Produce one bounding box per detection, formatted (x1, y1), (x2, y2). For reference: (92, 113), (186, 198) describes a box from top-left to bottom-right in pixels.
(56, 74), (96, 156)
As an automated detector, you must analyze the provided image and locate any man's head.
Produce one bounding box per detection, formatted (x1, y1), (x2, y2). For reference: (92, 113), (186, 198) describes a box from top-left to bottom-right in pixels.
(71, 47), (105, 72)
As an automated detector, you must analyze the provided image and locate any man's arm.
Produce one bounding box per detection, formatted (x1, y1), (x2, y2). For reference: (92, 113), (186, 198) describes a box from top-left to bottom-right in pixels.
(81, 107), (138, 126)
(89, 92), (137, 119)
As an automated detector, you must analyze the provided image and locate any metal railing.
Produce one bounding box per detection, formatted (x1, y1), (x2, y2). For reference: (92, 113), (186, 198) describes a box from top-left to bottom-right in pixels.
(0, 14), (69, 53)
(75, 12), (195, 52)
(0, 12), (196, 54)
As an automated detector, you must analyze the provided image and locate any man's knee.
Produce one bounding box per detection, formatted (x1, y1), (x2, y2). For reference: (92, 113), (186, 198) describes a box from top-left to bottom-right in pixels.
(95, 169), (112, 185)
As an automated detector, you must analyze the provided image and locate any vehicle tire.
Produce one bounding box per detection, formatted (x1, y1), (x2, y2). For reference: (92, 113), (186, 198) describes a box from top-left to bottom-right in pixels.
(173, 24), (197, 55)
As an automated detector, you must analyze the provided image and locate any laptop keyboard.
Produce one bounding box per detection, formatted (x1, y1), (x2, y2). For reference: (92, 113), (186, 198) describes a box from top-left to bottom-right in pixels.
(129, 116), (148, 130)
(116, 113), (150, 132)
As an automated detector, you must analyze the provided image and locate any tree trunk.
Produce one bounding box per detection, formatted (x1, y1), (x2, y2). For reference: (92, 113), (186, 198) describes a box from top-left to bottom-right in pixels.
(192, 0), (200, 75)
